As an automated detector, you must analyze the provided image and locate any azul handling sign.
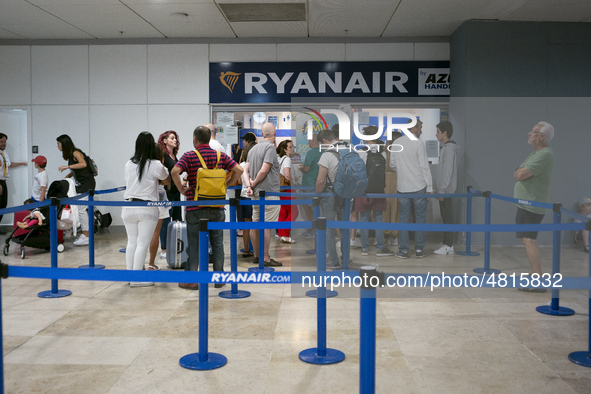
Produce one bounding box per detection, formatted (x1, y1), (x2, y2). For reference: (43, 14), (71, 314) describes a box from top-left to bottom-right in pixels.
(210, 61), (450, 103)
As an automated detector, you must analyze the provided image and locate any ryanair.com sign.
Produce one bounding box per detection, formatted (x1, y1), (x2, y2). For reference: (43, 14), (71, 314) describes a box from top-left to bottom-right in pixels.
(210, 61), (450, 103)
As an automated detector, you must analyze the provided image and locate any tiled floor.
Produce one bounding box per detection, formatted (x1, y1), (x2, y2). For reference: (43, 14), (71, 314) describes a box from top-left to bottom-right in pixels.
(2, 229), (591, 393)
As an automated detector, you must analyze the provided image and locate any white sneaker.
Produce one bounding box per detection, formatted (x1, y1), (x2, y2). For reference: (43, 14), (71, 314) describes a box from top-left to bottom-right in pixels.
(388, 237), (399, 246)
(434, 245), (454, 255)
(160, 252), (166, 259)
(336, 241), (341, 248)
(350, 238), (362, 249)
(73, 234), (89, 246)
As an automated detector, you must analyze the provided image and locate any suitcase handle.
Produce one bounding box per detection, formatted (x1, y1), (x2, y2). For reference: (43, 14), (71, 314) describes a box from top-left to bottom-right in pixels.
(177, 239), (184, 253)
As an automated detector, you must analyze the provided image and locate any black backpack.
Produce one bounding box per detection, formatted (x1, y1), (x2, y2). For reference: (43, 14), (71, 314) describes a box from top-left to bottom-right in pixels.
(365, 151), (386, 193)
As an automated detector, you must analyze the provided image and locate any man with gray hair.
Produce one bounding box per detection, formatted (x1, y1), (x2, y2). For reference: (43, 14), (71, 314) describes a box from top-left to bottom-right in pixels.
(513, 121), (555, 289)
(245, 122), (282, 267)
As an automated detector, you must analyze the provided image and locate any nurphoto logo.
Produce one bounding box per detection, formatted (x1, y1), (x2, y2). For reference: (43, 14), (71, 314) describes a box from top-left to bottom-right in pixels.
(297, 107), (419, 153)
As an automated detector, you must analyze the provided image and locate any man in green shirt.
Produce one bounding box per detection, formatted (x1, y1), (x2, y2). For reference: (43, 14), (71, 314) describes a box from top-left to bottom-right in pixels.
(513, 121), (555, 284)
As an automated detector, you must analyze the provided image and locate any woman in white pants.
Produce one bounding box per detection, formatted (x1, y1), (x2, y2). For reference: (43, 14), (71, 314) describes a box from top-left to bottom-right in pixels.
(122, 132), (169, 287)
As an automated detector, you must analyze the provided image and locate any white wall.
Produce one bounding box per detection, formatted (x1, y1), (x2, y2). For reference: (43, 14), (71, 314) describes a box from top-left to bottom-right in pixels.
(0, 41), (449, 226)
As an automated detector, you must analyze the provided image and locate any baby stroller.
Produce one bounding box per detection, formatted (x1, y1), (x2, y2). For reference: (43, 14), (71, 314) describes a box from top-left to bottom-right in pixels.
(3, 180), (71, 259)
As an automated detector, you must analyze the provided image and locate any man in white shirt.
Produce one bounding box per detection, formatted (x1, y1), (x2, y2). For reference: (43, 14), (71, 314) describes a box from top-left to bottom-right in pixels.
(388, 120), (432, 259)
(204, 123), (226, 154)
(0, 133), (27, 232)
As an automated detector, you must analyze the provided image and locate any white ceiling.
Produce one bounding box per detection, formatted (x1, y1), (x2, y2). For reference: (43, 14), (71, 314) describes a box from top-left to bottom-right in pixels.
(0, 0), (590, 40)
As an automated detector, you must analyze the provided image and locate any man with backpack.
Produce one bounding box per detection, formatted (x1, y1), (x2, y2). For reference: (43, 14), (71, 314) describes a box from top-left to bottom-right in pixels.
(355, 126), (394, 257)
(389, 119), (433, 259)
(316, 128), (367, 269)
(172, 125), (243, 289)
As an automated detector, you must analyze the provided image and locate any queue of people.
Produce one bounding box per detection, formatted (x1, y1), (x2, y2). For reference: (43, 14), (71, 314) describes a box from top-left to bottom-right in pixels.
(1, 118), (581, 293)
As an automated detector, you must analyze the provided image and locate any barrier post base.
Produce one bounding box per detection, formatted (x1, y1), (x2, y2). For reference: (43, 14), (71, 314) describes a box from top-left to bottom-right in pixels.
(248, 267), (274, 273)
(568, 351), (591, 367)
(473, 267), (501, 274)
(38, 289), (72, 298)
(78, 264), (105, 269)
(299, 348), (345, 365)
(219, 290), (251, 299)
(457, 251), (480, 256)
(306, 289), (338, 298)
(536, 305), (575, 316)
(179, 353), (227, 370)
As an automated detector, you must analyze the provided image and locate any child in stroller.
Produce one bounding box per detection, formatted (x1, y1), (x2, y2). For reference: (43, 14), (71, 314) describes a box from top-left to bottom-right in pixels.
(3, 180), (72, 259)
(16, 199), (46, 229)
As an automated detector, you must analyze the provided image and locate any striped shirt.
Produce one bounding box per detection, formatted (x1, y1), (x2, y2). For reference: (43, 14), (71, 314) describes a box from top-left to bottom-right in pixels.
(175, 144), (237, 211)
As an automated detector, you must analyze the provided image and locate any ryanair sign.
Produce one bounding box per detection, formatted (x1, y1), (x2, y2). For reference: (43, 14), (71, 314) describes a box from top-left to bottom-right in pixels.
(210, 61), (450, 103)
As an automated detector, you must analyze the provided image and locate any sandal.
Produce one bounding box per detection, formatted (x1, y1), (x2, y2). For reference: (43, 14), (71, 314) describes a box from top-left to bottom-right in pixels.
(242, 251), (254, 258)
(147, 264), (160, 271)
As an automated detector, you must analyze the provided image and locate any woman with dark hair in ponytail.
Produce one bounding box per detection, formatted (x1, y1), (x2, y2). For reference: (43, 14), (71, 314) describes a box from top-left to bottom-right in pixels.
(122, 132), (169, 287)
(57, 134), (96, 246)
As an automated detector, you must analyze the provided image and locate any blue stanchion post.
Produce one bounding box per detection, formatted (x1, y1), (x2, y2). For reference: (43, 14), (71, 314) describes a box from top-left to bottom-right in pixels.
(306, 206), (338, 297)
(219, 198), (250, 299)
(180, 219), (227, 370)
(0, 263), (6, 394)
(305, 197), (320, 255)
(569, 221), (591, 367)
(38, 198), (71, 298)
(458, 186), (480, 257)
(299, 217), (345, 365)
(249, 191), (273, 273)
(359, 265), (381, 394)
(79, 190), (105, 269)
(537, 204), (574, 316)
(474, 192), (500, 275)
(343, 197), (351, 270)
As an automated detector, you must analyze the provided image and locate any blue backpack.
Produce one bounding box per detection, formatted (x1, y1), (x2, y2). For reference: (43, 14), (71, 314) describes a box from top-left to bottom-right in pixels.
(325, 149), (368, 198)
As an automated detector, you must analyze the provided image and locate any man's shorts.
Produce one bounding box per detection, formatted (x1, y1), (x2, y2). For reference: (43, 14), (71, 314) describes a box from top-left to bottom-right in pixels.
(252, 195), (280, 223)
(515, 207), (545, 239)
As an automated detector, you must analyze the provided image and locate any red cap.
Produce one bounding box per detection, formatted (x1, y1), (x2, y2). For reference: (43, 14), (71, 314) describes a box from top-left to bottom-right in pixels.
(32, 155), (47, 166)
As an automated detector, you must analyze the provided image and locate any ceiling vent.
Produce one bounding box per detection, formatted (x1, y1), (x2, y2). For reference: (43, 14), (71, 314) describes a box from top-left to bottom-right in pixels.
(220, 3), (306, 22)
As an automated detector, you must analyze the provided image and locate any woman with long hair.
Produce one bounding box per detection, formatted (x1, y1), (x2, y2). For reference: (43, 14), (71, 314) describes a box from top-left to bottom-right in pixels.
(122, 132), (169, 287)
(57, 134), (96, 246)
(153, 130), (181, 263)
(145, 144), (171, 270)
(277, 140), (298, 244)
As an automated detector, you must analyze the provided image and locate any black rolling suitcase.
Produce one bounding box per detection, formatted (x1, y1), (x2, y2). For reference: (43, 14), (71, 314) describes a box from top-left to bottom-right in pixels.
(166, 221), (187, 269)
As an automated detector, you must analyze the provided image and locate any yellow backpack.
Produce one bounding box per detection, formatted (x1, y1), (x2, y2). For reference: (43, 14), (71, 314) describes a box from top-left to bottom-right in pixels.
(194, 150), (227, 207)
